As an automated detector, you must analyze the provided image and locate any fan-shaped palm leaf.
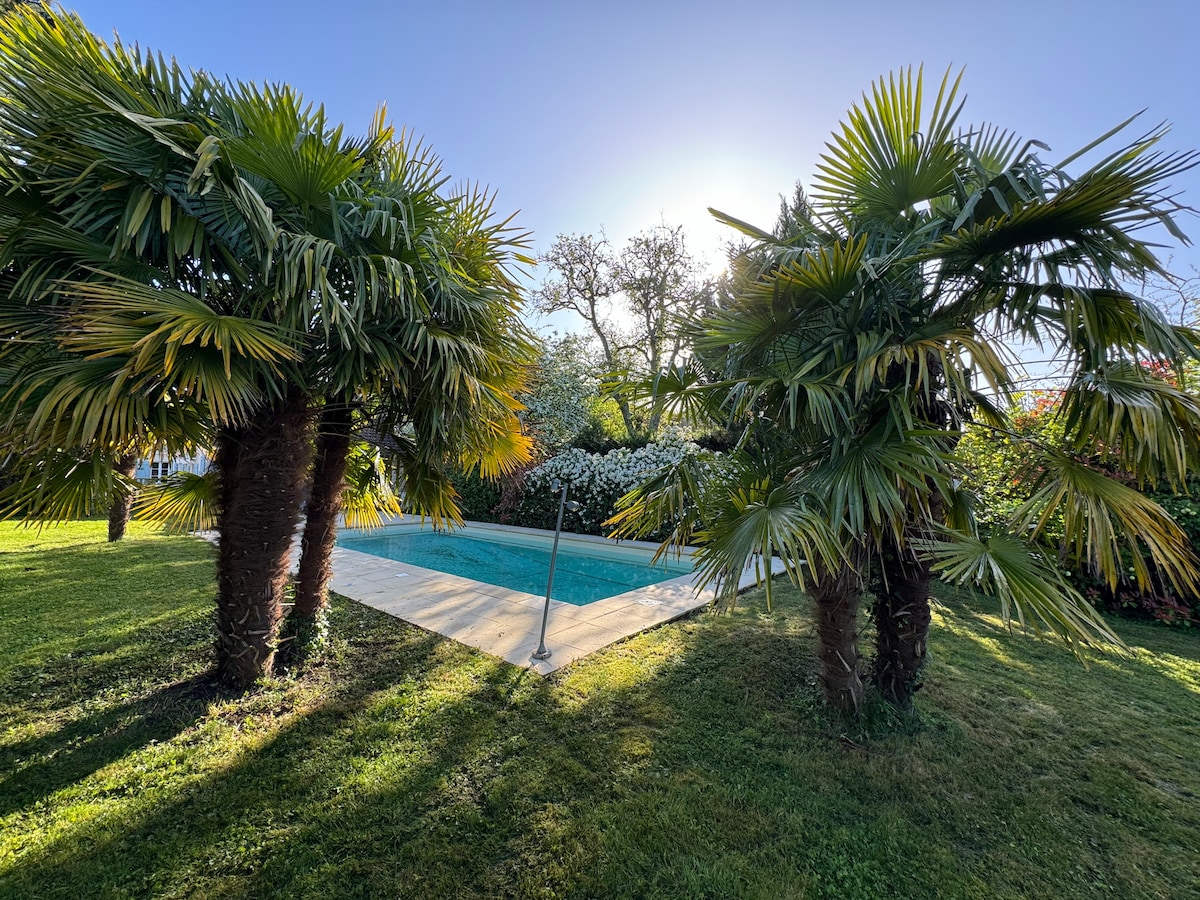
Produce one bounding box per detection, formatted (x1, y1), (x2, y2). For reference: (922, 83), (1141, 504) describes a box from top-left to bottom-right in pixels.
(1015, 450), (1200, 595)
(135, 469), (219, 533)
(922, 529), (1124, 652)
(813, 66), (966, 217)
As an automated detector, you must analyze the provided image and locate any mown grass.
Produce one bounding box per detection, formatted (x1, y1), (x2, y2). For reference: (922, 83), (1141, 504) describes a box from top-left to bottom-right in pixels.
(1, 521), (1197, 899)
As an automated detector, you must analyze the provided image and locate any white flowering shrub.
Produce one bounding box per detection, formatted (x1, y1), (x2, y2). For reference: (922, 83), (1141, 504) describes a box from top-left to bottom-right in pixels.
(516, 431), (708, 536)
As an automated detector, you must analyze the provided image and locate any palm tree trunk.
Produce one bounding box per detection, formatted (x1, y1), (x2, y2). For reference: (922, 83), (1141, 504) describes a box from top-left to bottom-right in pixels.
(872, 541), (934, 706)
(106, 451), (139, 542)
(213, 389), (313, 688)
(872, 488), (944, 706)
(810, 554), (865, 713)
(286, 400), (353, 655)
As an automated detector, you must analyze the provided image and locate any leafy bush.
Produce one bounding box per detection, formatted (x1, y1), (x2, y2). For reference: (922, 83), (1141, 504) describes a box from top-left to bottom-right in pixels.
(570, 402), (629, 454)
(516, 433), (706, 537)
(957, 392), (1067, 541)
(450, 469), (502, 523)
(957, 392), (1198, 626)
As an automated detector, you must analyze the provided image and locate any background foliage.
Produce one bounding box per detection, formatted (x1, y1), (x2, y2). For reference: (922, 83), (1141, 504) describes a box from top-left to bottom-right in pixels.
(958, 393), (1200, 626)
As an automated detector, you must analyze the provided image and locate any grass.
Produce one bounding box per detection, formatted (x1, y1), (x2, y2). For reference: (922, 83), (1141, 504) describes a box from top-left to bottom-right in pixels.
(1, 522), (1198, 899)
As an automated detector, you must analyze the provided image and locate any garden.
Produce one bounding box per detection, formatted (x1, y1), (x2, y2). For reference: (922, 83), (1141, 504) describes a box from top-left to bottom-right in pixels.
(2, 5), (1200, 898)
(2, 522), (1198, 899)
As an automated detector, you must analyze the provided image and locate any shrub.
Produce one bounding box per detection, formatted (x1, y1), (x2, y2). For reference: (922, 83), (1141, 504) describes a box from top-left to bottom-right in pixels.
(957, 392), (1199, 627)
(516, 433), (706, 537)
(450, 469), (502, 523)
(521, 334), (603, 453)
(570, 413), (622, 455)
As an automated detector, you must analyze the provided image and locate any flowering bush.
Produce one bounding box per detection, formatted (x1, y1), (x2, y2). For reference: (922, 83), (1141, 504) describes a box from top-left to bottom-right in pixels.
(520, 334), (603, 453)
(515, 432), (707, 536)
(957, 391), (1068, 541)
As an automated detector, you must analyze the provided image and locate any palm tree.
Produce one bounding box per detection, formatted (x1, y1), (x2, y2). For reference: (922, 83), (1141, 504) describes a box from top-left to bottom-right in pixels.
(0, 7), (534, 686)
(276, 140), (537, 654)
(615, 68), (1200, 711)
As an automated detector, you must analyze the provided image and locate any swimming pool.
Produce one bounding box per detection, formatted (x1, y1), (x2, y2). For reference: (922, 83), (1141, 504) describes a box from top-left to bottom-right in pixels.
(337, 524), (695, 606)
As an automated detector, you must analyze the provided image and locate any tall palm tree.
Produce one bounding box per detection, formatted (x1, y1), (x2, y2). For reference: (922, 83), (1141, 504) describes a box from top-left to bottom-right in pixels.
(0, 7), (534, 686)
(277, 137), (537, 652)
(615, 68), (1200, 711)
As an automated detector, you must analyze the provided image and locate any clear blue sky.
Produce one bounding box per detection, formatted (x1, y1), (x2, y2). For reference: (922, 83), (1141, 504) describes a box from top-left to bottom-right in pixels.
(68, 0), (1200, 286)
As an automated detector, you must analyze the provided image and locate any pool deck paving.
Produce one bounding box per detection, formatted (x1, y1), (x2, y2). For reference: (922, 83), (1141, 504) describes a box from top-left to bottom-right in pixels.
(318, 528), (783, 675)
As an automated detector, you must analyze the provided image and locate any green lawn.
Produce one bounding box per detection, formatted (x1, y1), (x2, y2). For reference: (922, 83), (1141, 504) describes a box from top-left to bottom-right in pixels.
(1, 522), (1197, 899)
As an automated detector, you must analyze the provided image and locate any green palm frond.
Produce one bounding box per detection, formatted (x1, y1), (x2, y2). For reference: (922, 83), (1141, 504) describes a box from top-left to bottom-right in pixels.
(754, 234), (870, 308)
(1015, 450), (1200, 595)
(958, 123), (1027, 181)
(620, 361), (728, 426)
(58, 277), (300, 377)
(924, 124), (1197, 280)
(218, 83), (366, 211)
(608, 449), (723, 550)
(693, 475), (841, 609)
(805, 420), (954, 540)
(0, 445), (133, 524)
(813, 66), (966, 217)
(135, 469), (218, 533)
(922, 530), (1125, 653)
(8, 356), (200, 447)
(707, 207), (783, 244)
(844, 324), (1014, 407)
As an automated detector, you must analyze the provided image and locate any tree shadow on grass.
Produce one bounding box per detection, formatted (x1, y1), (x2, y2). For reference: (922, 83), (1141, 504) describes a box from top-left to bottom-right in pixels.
(932, 601), (1200, 712)
(2, 591), (1198, 899)
(1, 533), (214, 599)
(2, 535), (221, 819)
(0, 674), (225, 819)
(1, 536), (215, 679)
(0, 595), (780, 896)
(0, 620), (537, 898)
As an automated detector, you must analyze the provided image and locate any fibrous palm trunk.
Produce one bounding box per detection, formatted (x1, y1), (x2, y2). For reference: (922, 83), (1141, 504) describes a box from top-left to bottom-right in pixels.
(106, 451), (139, 542)
(213, 389), (313, 688)
(285, 400), (353, 660)
(872, 472), (945, 706)
(872, 540), (934, 706)
(869, 360), (950, 706)
(810, 552), (865, 713)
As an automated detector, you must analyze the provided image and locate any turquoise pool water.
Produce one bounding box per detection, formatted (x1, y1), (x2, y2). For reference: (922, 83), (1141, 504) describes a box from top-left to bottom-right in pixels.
(338, 528), (693, 605)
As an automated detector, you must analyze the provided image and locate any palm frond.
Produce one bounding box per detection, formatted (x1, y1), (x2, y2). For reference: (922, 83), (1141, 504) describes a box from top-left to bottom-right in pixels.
(813, 66), (966, 217)
(0, 445), (132, 523)
(341, 444), (404, 530)
(693, 475), (841, 609)
(608, 449), (723, 550)
(1015, 450), (1200, 595)
(1058, 362), (1200, 482)
(134, 469), (218, 533)
(922, 529), (1125, 652)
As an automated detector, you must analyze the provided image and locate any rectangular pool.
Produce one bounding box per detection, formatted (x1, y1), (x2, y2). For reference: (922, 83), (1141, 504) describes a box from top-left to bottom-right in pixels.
(337, 523), (694, 606)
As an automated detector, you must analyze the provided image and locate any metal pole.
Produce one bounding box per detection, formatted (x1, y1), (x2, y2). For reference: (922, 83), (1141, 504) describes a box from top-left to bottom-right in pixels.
(531, 479), (570, 661)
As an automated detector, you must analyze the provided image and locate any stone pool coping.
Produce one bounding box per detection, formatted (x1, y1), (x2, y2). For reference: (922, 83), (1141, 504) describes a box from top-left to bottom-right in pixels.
(323, 521), (784, 675)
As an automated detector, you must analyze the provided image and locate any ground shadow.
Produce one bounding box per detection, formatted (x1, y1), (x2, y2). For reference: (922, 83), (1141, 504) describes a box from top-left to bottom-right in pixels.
(0, 675), (223, 818)
(1, 582), (1197, 899)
